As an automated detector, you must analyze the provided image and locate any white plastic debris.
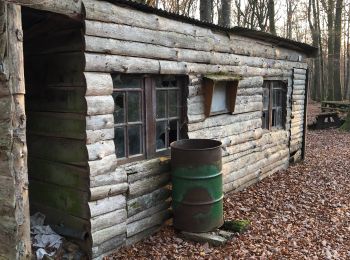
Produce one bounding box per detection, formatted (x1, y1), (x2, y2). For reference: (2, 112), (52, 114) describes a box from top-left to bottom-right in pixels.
(30, 212), (63, 260)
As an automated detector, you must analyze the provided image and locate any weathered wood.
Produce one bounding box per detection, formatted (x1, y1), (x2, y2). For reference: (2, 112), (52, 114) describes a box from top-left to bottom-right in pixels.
(86, 114), (114, 130)
(84, 72), (113, 96)
(27, 135), (87, 165)
(127, 187), (171, 217)
(83, 0), (305, 61)
(28, 157), (88, 190)
(126, 226), (160, 246)
(86, 95), (114, 116)
(91, 222), (126, 246)
(85, 34), (304, 69)
(85, 53), (301, 76)
(90, 168), (126, 188)
(92, 234), (125, 259)
(128, 173), (170, 198)
(126, 209), (170, 237)
(29, 180), (89, 218)
(88, 154), (118, 177)
(6, 0), (83, 18)
(127, 200), (170, 224)
(86, 128), (114, 144)
(90, 183), (128, 201)
(86, 140), (115, 161)
(27, 112), (86, 140)
(91, 209), (127, 233)
(89, 194), (126, 218)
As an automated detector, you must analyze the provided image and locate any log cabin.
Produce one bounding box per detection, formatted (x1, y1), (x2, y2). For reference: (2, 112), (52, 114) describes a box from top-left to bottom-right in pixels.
(0, 0), (317, 259)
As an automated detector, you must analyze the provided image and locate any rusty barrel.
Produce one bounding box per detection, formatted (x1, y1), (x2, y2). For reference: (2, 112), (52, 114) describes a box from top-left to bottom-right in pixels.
(170, 139), (223, 233)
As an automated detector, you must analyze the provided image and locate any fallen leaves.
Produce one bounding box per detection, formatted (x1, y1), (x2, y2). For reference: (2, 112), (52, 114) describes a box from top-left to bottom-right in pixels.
(108, 107), (350, 259)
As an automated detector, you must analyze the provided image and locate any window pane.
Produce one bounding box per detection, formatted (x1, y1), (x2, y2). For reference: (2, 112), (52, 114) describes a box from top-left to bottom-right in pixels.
(169, 90), (179, 117)
(263, 87), (270, 110)
(156, 90), (167, 118)
(156, 121), (167, 150)
(128, 125), (142, 156)
(128, 92), (141, 122)
(115, 127), (125, 158)
(113, 75), (142, 89)
(113, 92), (125, 124)
(262, 110), (269, 129)
(273, 88), (282, 107)
(169, 120), (179, 145)
(211, 83), (227, 113)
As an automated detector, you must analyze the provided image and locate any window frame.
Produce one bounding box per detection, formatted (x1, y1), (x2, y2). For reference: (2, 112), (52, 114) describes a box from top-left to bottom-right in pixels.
(262, 80), (287, 131)
(113, 74), (185, 164)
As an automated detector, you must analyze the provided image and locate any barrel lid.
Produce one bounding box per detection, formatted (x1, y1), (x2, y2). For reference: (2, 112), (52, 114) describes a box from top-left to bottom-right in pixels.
(170, 139), (222, 151)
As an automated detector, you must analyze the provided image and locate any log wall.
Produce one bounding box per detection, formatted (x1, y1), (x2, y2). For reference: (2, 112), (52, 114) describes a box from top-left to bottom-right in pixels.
(0, 3), (31, 259)
(80, 1), (308, 257)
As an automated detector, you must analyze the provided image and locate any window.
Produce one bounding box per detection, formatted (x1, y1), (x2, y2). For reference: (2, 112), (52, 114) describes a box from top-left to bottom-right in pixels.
(203, 75), (240, 117)
(112, 75), (183, 163)
(262, 81), (286, 130)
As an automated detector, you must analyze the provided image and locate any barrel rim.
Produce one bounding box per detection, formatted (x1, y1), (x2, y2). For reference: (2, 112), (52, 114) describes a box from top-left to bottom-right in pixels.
(170, 139), (222, 151)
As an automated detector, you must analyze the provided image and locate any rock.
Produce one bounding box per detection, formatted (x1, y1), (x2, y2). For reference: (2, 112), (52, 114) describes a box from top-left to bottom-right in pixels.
(180, 231), (227, 246)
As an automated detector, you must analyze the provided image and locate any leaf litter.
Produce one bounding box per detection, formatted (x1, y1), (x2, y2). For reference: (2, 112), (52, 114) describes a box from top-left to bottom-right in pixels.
(109, 122), (350, 259)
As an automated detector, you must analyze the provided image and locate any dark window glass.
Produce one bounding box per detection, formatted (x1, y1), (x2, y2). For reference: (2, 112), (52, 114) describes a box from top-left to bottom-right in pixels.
(112, 74), (183, 163)
(262, 81), (286, 130)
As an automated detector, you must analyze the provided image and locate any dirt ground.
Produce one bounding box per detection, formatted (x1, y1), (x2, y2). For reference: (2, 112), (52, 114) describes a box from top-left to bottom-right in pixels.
(108, 102), (350, 259)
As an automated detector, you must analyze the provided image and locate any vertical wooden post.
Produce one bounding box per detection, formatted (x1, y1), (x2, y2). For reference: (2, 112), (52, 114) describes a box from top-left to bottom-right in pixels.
(0, 2), (31, 259)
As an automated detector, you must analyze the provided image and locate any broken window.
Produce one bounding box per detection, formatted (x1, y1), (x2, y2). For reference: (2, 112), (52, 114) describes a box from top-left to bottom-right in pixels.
(262, 81), (286, 130)
(112, 74), (183, 163)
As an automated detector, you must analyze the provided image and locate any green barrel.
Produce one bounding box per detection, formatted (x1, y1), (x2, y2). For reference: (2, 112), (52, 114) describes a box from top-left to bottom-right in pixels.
(170, 139), (223, 233)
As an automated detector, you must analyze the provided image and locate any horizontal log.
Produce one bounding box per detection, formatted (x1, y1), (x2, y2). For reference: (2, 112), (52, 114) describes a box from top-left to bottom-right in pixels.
(28, 157), (88, 191)
(293, 79), (305, 85)
(128, 173), (170, 199)
(90, 168), (127, 188)
(293, 85), (305, 91)
(126, 226), (160, 246)
(86, 95), (114, 116)
(27, 112), (86, 140)
(293, 68), (307, 75)
(221, 128), (263, 148)
(86, 128), (114, 144)
(86, 114), (114, 130)
(87, 140), (115, 161)
(84, 72), (113, 96)
(91, 222), (126, 246)
(126, 209), (170, 237)
(88, 154), (118, 177)
(292, 94), (305, 100)
(85, 34), (304, 70)
(27, 136), (87, 165)
(83, 0), (306, 62)
(124, 158), (170, 183)
(92, 234), (125, 259)
(29, 180), (89, 219)
(6, 0), (82, 17)
(293, 74), (306, 80)
(89, 194), (126, 218)
(90, 183), (128, 201)
(91, 209), (127, 233)
(127, 200), (170, 224)
(30, 202), (90, 235)
(127, 187), (171, 217)
(85, 53), (296, 76)
(188, 119), (261, 139)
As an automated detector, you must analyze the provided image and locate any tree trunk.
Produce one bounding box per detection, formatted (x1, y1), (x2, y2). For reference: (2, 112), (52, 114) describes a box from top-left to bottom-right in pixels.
(200, 0), (213, 22)
(333, 0), (343, 100)
(268, 0), (276, 35)
(326, 0), (335, 100)
(219, 0), (232, 27)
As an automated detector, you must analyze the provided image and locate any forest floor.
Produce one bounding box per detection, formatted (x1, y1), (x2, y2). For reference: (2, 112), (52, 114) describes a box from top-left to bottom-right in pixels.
(108, 103), (350, 259)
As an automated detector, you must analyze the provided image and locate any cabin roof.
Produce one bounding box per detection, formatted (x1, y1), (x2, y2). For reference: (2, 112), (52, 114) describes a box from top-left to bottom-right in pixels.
(103, 0), (318, 57)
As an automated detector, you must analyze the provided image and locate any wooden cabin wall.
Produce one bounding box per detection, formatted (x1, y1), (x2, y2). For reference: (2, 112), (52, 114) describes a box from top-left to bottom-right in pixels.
(0, 3), (31, 259)
(80, 0), (308, 257)
(22, 8), (93, 253)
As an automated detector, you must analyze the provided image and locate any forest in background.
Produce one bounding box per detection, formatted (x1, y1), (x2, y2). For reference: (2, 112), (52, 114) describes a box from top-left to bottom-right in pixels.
(135, 0), (350, 102)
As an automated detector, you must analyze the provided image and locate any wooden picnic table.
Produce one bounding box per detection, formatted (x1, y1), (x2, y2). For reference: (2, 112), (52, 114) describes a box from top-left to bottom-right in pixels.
(321, 101), (350, 112)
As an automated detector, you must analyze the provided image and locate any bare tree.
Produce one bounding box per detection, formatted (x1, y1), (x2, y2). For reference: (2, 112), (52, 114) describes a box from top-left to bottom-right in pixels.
(268, 0), (276, 35)
(219, 0), (232, 27)
(333, 0), (343, 100)
(200, 0), (213, 22)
